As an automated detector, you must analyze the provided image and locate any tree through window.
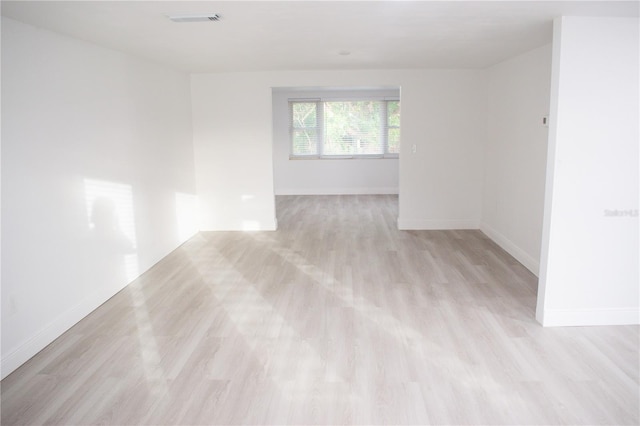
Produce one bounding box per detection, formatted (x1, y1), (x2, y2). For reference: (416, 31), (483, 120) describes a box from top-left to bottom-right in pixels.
(289, 99), (399, 158)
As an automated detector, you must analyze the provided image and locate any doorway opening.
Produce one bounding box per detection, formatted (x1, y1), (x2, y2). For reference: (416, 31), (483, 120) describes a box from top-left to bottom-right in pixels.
(271, 85), (401, 228)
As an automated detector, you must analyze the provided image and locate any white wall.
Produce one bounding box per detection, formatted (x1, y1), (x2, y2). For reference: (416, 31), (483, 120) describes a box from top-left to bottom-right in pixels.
(537, 17), (639, 326)
(481, 44), (552, 275)
(1, 18), (197, 378)
(192, 69), (485, 231)
(398, 71), (486, 229)
(272, 87), (399, 195)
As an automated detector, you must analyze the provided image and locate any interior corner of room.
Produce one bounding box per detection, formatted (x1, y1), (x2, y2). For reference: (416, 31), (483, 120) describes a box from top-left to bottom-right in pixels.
(1, 2), (638, 386)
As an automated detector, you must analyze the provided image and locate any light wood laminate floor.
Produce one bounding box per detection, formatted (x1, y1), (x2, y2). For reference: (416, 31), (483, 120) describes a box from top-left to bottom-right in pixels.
(2, 195), (638, 425)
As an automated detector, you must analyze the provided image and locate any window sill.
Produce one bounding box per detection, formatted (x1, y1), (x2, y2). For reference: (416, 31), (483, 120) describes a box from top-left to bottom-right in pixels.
(289, 155), (399, 160)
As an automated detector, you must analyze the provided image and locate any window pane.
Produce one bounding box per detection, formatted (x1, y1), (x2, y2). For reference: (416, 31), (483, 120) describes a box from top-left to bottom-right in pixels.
(388, 101), (400, 127)
(388, 128), (400, 154)
(324, 101), (383, 155)
(292, 129), (318, 155)
(291, 102), (317, 128)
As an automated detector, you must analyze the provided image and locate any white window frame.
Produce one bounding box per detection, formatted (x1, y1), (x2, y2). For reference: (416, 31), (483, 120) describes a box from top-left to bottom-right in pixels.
(289, 97), (400, 160)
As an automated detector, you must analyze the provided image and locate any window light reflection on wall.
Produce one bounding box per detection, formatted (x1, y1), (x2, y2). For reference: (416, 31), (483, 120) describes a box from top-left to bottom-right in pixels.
(175, 192), (198, 241)
(84, 178), (139, 282)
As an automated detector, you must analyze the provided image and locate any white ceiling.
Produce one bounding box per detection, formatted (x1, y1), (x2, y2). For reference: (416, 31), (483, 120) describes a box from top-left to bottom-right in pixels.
(2, 1), (638, 72)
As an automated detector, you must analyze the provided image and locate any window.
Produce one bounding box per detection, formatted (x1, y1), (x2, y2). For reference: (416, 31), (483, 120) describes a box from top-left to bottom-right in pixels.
(290, 101), (321, 156)
(289, 98), (400, 158)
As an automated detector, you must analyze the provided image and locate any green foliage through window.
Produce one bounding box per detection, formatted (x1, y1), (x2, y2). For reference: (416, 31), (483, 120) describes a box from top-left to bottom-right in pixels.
(290, 99), (400, 158)
(290, 102), (319, 155)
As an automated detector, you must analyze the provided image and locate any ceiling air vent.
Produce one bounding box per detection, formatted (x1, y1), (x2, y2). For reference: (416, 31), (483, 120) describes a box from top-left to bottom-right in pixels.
(168, 13), (221, 23)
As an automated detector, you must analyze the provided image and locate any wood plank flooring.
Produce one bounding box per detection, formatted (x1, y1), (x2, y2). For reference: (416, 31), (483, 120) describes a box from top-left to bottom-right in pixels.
(2, 194), (638, 425)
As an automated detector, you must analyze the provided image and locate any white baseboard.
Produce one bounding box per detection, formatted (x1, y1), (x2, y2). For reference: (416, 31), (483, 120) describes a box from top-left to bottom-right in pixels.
(0, 235), (202, 380)
(480, 222), (540, 276)
(200, 218), (278, 232)
(275, 187), (399, 195)
(397, 218), (479, 230)
(257, 219), (278, 231)
(1, 284), (127, 380)
(540, 307), (640, 327)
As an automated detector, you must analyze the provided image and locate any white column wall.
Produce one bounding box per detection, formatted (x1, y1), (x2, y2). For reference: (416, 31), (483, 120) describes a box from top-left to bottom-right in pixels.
(482, 44), (552, 275)
(537, 17), (639, 326)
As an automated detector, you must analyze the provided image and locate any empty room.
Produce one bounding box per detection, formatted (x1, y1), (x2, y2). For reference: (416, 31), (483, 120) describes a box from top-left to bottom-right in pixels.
(1, 1), (638, 425)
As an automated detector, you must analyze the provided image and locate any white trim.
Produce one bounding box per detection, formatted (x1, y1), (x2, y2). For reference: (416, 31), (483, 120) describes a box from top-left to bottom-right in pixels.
(268, 218), (278, 230)
(201, 218), (279, 232)
(289, 154), (399, 160)
(397, 218), (479, 230)
(540, 307), (640, 327)
(275, 187), (399, 196)
(288, 95), (399, 102)
(0, 236), (202, 379)
(1, 283), (127, 379)
(480, 222), (540, 276)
